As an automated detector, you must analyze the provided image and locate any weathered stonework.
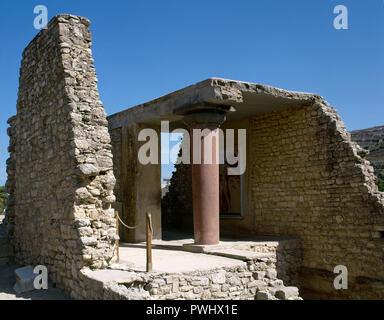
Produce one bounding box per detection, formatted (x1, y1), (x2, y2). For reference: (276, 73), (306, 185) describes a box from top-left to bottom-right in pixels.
(249, 101), (384, 299)
(0, 215), (13, 266)
(74, 251), (302, 300)
(239, 239), (302, 288)
(5, 14), (118, 297)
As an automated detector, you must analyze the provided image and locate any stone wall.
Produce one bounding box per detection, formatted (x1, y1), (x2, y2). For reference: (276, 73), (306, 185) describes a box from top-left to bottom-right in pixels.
(75, 252), (301, 300)
(249, 101), (384, 299)
(0, 215), (13, 266)
(239, 239), (302, 287)
(5, 14), (118, 297)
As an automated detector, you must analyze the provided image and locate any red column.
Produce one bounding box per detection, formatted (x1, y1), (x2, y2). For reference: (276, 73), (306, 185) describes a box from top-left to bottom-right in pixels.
(182, 108), (228, 245)
(191, 125), (220, 245)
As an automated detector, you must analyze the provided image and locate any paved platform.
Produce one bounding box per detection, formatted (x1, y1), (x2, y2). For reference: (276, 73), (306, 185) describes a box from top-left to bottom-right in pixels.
(114, 235), (300, 273)
(116, 244), (245, 273)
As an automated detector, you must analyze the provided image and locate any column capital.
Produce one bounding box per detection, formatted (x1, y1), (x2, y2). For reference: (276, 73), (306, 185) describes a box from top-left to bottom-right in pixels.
(176, 102), (235, 129)
(182, 111), (226, 129)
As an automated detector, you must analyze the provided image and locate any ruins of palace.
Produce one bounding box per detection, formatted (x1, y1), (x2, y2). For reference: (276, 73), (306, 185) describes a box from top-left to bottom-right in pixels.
(2, 14), (384, 300)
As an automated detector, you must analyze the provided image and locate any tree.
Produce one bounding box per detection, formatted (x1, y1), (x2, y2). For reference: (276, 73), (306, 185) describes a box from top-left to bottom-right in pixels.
(0, 186), (8, 214)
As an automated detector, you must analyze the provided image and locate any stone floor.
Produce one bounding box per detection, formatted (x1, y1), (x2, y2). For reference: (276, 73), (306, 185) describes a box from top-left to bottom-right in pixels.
(115, 243), (245, 273)
(105, 237), (297, 279)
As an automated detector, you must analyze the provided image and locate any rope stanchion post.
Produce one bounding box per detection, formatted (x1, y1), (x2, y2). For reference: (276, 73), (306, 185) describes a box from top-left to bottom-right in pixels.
(114, 211), (151, 270)
(146, 212), (152, 272)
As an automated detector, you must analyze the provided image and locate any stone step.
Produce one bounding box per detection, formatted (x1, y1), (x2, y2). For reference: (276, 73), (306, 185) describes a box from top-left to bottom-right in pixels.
(206, 249), (275, 261)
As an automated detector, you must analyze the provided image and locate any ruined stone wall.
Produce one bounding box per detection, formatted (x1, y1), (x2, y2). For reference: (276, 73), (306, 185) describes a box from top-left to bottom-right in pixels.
(76, 253), (301, 300)
(249, 101), (384, 299)
(0, 215), (13, 266)
(5, 14), (118, 298)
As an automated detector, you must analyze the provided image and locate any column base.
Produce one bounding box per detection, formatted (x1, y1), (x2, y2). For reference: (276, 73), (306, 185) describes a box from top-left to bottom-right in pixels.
(182, 242), (223, 253)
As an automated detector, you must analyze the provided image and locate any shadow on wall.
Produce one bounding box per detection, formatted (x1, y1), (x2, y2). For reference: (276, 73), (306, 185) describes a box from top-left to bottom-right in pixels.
(161, 160), (194, 237)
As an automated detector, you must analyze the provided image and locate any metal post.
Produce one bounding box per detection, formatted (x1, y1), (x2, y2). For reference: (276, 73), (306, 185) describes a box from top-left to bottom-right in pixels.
(146, 212), (152, 272)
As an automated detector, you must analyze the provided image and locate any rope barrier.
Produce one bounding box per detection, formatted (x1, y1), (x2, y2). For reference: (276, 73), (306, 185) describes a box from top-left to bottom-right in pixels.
(116, 212), (141, 229)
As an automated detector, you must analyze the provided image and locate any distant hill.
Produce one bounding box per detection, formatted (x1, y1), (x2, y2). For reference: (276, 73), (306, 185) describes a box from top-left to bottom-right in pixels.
(351, 126), (384, 180)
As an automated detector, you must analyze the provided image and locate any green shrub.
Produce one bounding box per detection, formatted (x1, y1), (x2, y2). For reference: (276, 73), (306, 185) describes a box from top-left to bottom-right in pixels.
(377, 179), (384, 192)
(0, 186), (8, 214)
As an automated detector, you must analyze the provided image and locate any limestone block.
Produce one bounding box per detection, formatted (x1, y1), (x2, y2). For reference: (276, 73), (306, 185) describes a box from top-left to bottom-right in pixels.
(265, 268), (277, 279)
(275, 287), (300, 300)
(13, 266), (38, 294)
(211, 271), (226, 284)
(256, 290), (274, 300)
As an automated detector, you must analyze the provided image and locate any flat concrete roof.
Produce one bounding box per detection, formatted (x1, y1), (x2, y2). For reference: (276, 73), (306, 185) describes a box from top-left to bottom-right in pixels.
(108, 78), (322, 131)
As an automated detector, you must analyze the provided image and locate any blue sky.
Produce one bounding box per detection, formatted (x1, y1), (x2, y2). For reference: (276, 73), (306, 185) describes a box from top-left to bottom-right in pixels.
(0, 0), (383, 185)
